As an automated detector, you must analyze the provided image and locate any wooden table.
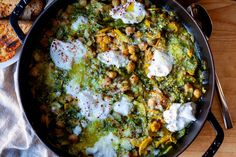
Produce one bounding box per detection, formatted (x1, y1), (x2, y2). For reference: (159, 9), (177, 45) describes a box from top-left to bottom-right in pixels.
(181, 0), (236, 156)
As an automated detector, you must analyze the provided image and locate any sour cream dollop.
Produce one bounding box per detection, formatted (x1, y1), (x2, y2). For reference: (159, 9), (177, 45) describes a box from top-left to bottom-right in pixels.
(148, 50), (173, 78)
(86, 132), (119, 157)
(50, 39), (87, 70)
(163, 102), (197, 132)
(110, 0), (146, 24)
(77, 90), (111, 121)
(97, 50), (129, 68)
(113, 97), (133, 116)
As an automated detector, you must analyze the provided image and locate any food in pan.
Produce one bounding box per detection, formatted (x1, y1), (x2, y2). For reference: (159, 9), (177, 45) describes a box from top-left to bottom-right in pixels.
(29, 0), (207, 156)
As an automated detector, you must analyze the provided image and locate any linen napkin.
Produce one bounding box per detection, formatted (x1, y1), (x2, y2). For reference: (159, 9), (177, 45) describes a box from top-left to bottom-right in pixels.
(0, 63), (57, 157)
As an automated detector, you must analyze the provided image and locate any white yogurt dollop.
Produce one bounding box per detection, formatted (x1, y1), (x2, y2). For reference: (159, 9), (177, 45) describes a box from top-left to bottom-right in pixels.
(50, 39), (87, 70)
(148, 50), (173, 78)
(71, 15), (88, 31)
(65, 78), (81, 98)
(86, 132), (119, 157)
(113, 97), (133, 116)
(163, 102), (197, 132)
(110, 0), (146, 24)
(97, 50), (129, 68)
(77, 90), (111, 121)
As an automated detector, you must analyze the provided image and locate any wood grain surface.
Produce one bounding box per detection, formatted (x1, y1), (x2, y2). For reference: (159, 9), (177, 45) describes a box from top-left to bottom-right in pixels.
(181, 0), (236, 156)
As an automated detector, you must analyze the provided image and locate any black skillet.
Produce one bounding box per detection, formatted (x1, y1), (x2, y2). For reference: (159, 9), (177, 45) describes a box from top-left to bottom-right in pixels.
(10, 0), (224, 156)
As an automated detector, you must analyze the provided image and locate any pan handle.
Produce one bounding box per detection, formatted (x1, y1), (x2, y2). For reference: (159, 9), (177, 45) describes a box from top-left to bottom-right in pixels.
(10, 0), (31, 43)
(203, 112), (224, 157)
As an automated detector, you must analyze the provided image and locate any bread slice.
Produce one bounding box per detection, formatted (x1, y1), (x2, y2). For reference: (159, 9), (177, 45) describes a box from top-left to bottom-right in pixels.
(0, 20), (32, 62)
(0, 0), (45, 20)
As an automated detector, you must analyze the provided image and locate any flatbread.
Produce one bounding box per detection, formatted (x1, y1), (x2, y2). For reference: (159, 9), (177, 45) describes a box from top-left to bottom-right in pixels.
(0, 0), (45, 20)
(0, 20), (32, 62)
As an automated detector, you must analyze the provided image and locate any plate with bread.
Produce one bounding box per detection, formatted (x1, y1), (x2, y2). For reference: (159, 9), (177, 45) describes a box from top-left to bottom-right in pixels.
(0, 0), (45, 68)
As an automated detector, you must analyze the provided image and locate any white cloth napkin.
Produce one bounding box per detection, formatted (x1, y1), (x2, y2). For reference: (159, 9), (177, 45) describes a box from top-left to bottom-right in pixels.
(0, 63), (57, 157)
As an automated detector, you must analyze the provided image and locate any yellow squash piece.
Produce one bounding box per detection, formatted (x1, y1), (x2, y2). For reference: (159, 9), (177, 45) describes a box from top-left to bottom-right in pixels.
(144, 19), (151, 28)
(114, 29), (130, 43)
(187, 49), (193, 58)
(150, 121), (161, 132)
(97, 27), (112, 34)
(139, 137), (152, 155)
(127, 2), (134, 12)
(155, 135), (171, 148)
(131, 139), (141, 147)
(167, 22), (178, 32)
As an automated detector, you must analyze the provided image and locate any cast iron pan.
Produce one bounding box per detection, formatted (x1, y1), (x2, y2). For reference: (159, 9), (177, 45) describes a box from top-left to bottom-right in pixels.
(10, 0), (224, 156)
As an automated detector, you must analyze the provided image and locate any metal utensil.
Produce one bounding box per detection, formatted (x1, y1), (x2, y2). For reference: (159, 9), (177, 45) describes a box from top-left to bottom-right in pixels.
(187, 3), (233, 129)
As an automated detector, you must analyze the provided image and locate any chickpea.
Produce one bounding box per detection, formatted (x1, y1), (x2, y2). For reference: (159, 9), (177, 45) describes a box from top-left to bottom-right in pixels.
(40, 105), (48, 113)
(103, 36), (111, 44)
(104, 95), (112, 101)
(65, 95), (73, 102)
(30, 67), (39, 77)
(134, 31), (142, 38)
(130, 74), (139, 85)
(125, 27), (135, 36)
(147, 38), (156, 46)
(128, 45), (136, 54)
(100, 42), (108, 51)
(120, 81), (130, 92)
(52, 19), (59, 27)
(122, 49), (129, 56)
(126, 61), (135, 73)
(148, 98), (156, 108)
(121, 0), (127, 4)
(138, 42), (148, 51)
(122, 80), (129, 85)
(184, 83), (193, 93)
(103, 5), (112, 12)
(193, 89), (202, 99)
(107, 71), (117, 79)
(40, 38), (48, 47)
(96, 36), (103, 43)
(103, 77), (112, 86)
(61, 12), (68, 20)
(79, 0), (87, 7)
(121, 85), (130, 92)
(111, 44), (119, 51)
(54, 128), (64, 137)
(131, 151), (138, 157)
(68, 134), (79, 143)
(41, 114), (49, 127)
(130, 54), (138, 62)
(66, 5), (73, 14)
(112, 0), (120, 7)
(56, 121), (64, 128)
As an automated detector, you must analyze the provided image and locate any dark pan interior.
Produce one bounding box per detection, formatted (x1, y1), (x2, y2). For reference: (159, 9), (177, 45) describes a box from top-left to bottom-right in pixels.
(17, 0), (215, 156)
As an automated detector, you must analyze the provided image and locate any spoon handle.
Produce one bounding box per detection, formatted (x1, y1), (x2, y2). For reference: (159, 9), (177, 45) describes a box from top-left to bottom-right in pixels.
(215, 73), (233, 129)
